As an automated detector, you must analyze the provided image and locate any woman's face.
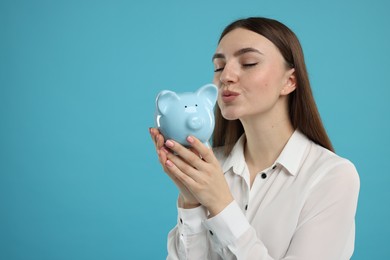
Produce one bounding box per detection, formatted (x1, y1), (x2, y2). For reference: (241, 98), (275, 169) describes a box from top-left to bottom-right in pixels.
(212, 28), (296, 121)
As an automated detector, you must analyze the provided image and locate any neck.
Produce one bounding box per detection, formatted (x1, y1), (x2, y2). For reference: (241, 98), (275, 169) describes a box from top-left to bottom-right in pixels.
(241, 114), (294, 174)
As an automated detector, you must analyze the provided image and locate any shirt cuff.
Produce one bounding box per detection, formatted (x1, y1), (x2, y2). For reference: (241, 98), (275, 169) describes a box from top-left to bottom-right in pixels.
(203, 200), (250, 247)
(178, 205), (208, 235)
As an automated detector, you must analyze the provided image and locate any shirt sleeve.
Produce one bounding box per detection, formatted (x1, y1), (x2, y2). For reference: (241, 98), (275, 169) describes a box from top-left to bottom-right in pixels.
(167, 205), (210, 260)
(203, 201), (274, 259)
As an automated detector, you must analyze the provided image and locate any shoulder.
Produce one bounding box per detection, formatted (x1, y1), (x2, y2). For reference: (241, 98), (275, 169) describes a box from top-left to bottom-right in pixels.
(303, 142), (360, 191)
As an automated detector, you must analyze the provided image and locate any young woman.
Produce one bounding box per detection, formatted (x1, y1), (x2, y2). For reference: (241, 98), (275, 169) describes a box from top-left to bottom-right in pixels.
(150, 17), (359, 260)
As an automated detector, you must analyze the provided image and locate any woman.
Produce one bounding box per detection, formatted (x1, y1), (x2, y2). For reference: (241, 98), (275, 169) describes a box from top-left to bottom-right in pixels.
(150, 17), (359, 260)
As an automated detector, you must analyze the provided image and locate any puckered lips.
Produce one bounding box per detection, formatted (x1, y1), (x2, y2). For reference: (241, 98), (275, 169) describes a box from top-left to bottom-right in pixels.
(221, 89), (240, 103)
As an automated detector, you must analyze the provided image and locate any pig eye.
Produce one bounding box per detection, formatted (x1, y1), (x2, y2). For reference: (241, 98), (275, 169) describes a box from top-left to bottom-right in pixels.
(195, 104), (198, 106)
(185, 106), (187, 108)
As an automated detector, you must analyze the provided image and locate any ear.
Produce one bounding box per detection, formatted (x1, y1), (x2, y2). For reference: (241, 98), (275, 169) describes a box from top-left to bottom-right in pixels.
(196, 84), (218, 107)
(156, 90), (180, 115)
(281, 68), (297, 96)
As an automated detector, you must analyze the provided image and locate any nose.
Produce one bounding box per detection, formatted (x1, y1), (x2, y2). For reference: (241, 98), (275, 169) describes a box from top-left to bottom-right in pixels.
(187, 116), (203, 130)
(219, 63), (238, 86)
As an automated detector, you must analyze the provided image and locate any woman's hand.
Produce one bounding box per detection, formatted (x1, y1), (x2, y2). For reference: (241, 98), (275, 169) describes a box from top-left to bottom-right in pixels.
(164, 136), (234, 217)
(149, 128), (200, 208)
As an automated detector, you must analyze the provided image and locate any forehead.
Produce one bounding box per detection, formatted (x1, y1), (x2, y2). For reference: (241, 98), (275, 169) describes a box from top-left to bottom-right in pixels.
(216, 28), (279, 56)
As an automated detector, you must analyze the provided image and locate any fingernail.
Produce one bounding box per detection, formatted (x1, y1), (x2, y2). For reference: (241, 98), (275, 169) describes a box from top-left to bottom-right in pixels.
(187, 136), (194, 143)
(166, 160), (174, 167)
(165, 140), (174, 148)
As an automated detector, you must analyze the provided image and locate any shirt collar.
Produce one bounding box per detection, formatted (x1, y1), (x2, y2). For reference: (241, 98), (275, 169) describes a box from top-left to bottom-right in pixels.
(221, 129), (311, 176)
(221, 134), (246, 176)
(274, 130), (310, 176)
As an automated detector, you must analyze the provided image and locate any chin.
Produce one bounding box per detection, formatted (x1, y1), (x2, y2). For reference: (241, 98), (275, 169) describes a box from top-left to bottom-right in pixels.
(221, 109), (241, 121)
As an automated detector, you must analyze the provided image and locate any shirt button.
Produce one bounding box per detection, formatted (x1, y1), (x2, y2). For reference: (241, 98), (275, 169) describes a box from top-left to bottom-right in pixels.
(272, 165), (277, 170)
(261, 173), (267, 179)
(209, 230), (214, 236)
(180, 218), (183, 224)
(245, 204), (248, 210)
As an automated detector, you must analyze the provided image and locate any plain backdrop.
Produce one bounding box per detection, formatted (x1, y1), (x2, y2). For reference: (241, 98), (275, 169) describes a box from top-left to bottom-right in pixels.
(1, 0), (389, 259)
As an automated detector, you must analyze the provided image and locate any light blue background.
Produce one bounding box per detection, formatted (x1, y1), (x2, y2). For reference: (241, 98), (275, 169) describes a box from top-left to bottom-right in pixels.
(1, 0), (389, 259)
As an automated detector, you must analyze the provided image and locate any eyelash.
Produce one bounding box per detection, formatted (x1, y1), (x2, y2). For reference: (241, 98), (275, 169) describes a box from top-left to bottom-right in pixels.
(243, 62), (258, 68)
(214, 63), (258, 73)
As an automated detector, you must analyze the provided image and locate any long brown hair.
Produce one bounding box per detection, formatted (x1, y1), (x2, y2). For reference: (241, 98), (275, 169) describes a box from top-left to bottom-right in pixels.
(212, 17), (334, 155)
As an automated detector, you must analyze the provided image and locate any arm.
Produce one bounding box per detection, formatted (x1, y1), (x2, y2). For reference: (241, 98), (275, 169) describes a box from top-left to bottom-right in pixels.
(167, 206), (210, 260)
(149, 128), (209, 259)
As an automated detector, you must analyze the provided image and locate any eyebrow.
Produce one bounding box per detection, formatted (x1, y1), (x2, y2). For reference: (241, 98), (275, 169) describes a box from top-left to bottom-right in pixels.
(212, 47), (263, 62)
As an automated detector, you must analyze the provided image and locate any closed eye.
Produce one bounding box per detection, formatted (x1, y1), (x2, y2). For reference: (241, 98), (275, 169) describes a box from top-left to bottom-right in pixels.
(214, 67), (224, 72)
(242, 62), (258, 68)
(214, 62), (258, 72)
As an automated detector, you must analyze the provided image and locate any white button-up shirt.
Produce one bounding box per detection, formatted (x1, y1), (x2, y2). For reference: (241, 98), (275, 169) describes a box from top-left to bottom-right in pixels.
(167, 130), (360, 260)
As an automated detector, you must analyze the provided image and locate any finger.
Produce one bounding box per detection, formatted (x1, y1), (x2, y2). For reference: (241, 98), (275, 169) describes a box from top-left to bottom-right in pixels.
(188, 147), (201, 158)
(156, 134), (165, 150)
(149, 127), (157, 146)
(158, 149), (181, 181)
(165, 139), (205, 170)
(149, 127), (160, 149)
(166, 152), (203, 183)
(151, 128), (166, 150)
(158, 149), (172, 174)
(165, 159), (198, 190)
(157, 147), (168, 163)
(158, 150), (185, 187)
(186, 136), (217, 164)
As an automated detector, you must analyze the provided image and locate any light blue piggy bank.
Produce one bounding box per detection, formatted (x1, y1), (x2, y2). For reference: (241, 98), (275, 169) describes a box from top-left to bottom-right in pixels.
(155, 84), (218, 146)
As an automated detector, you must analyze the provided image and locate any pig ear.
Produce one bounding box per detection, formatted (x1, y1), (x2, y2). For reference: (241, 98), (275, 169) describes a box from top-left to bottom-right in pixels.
(196, 84), (218, 107)
(156, 90), (180, 115)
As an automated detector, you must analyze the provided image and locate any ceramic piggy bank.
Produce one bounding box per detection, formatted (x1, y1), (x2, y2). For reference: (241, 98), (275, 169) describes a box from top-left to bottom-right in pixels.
(155, 84), (218, 146)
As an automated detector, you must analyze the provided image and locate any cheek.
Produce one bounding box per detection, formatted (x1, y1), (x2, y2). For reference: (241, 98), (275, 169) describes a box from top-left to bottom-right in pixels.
(244, 76), (282, 106)
(212, 74), (220, 86)
(245, 73), (271, 94)
(249, 70), (281, 95)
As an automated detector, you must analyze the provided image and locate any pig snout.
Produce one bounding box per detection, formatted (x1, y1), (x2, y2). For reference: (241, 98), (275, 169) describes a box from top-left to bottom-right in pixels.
(187, 116), (203, 130)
